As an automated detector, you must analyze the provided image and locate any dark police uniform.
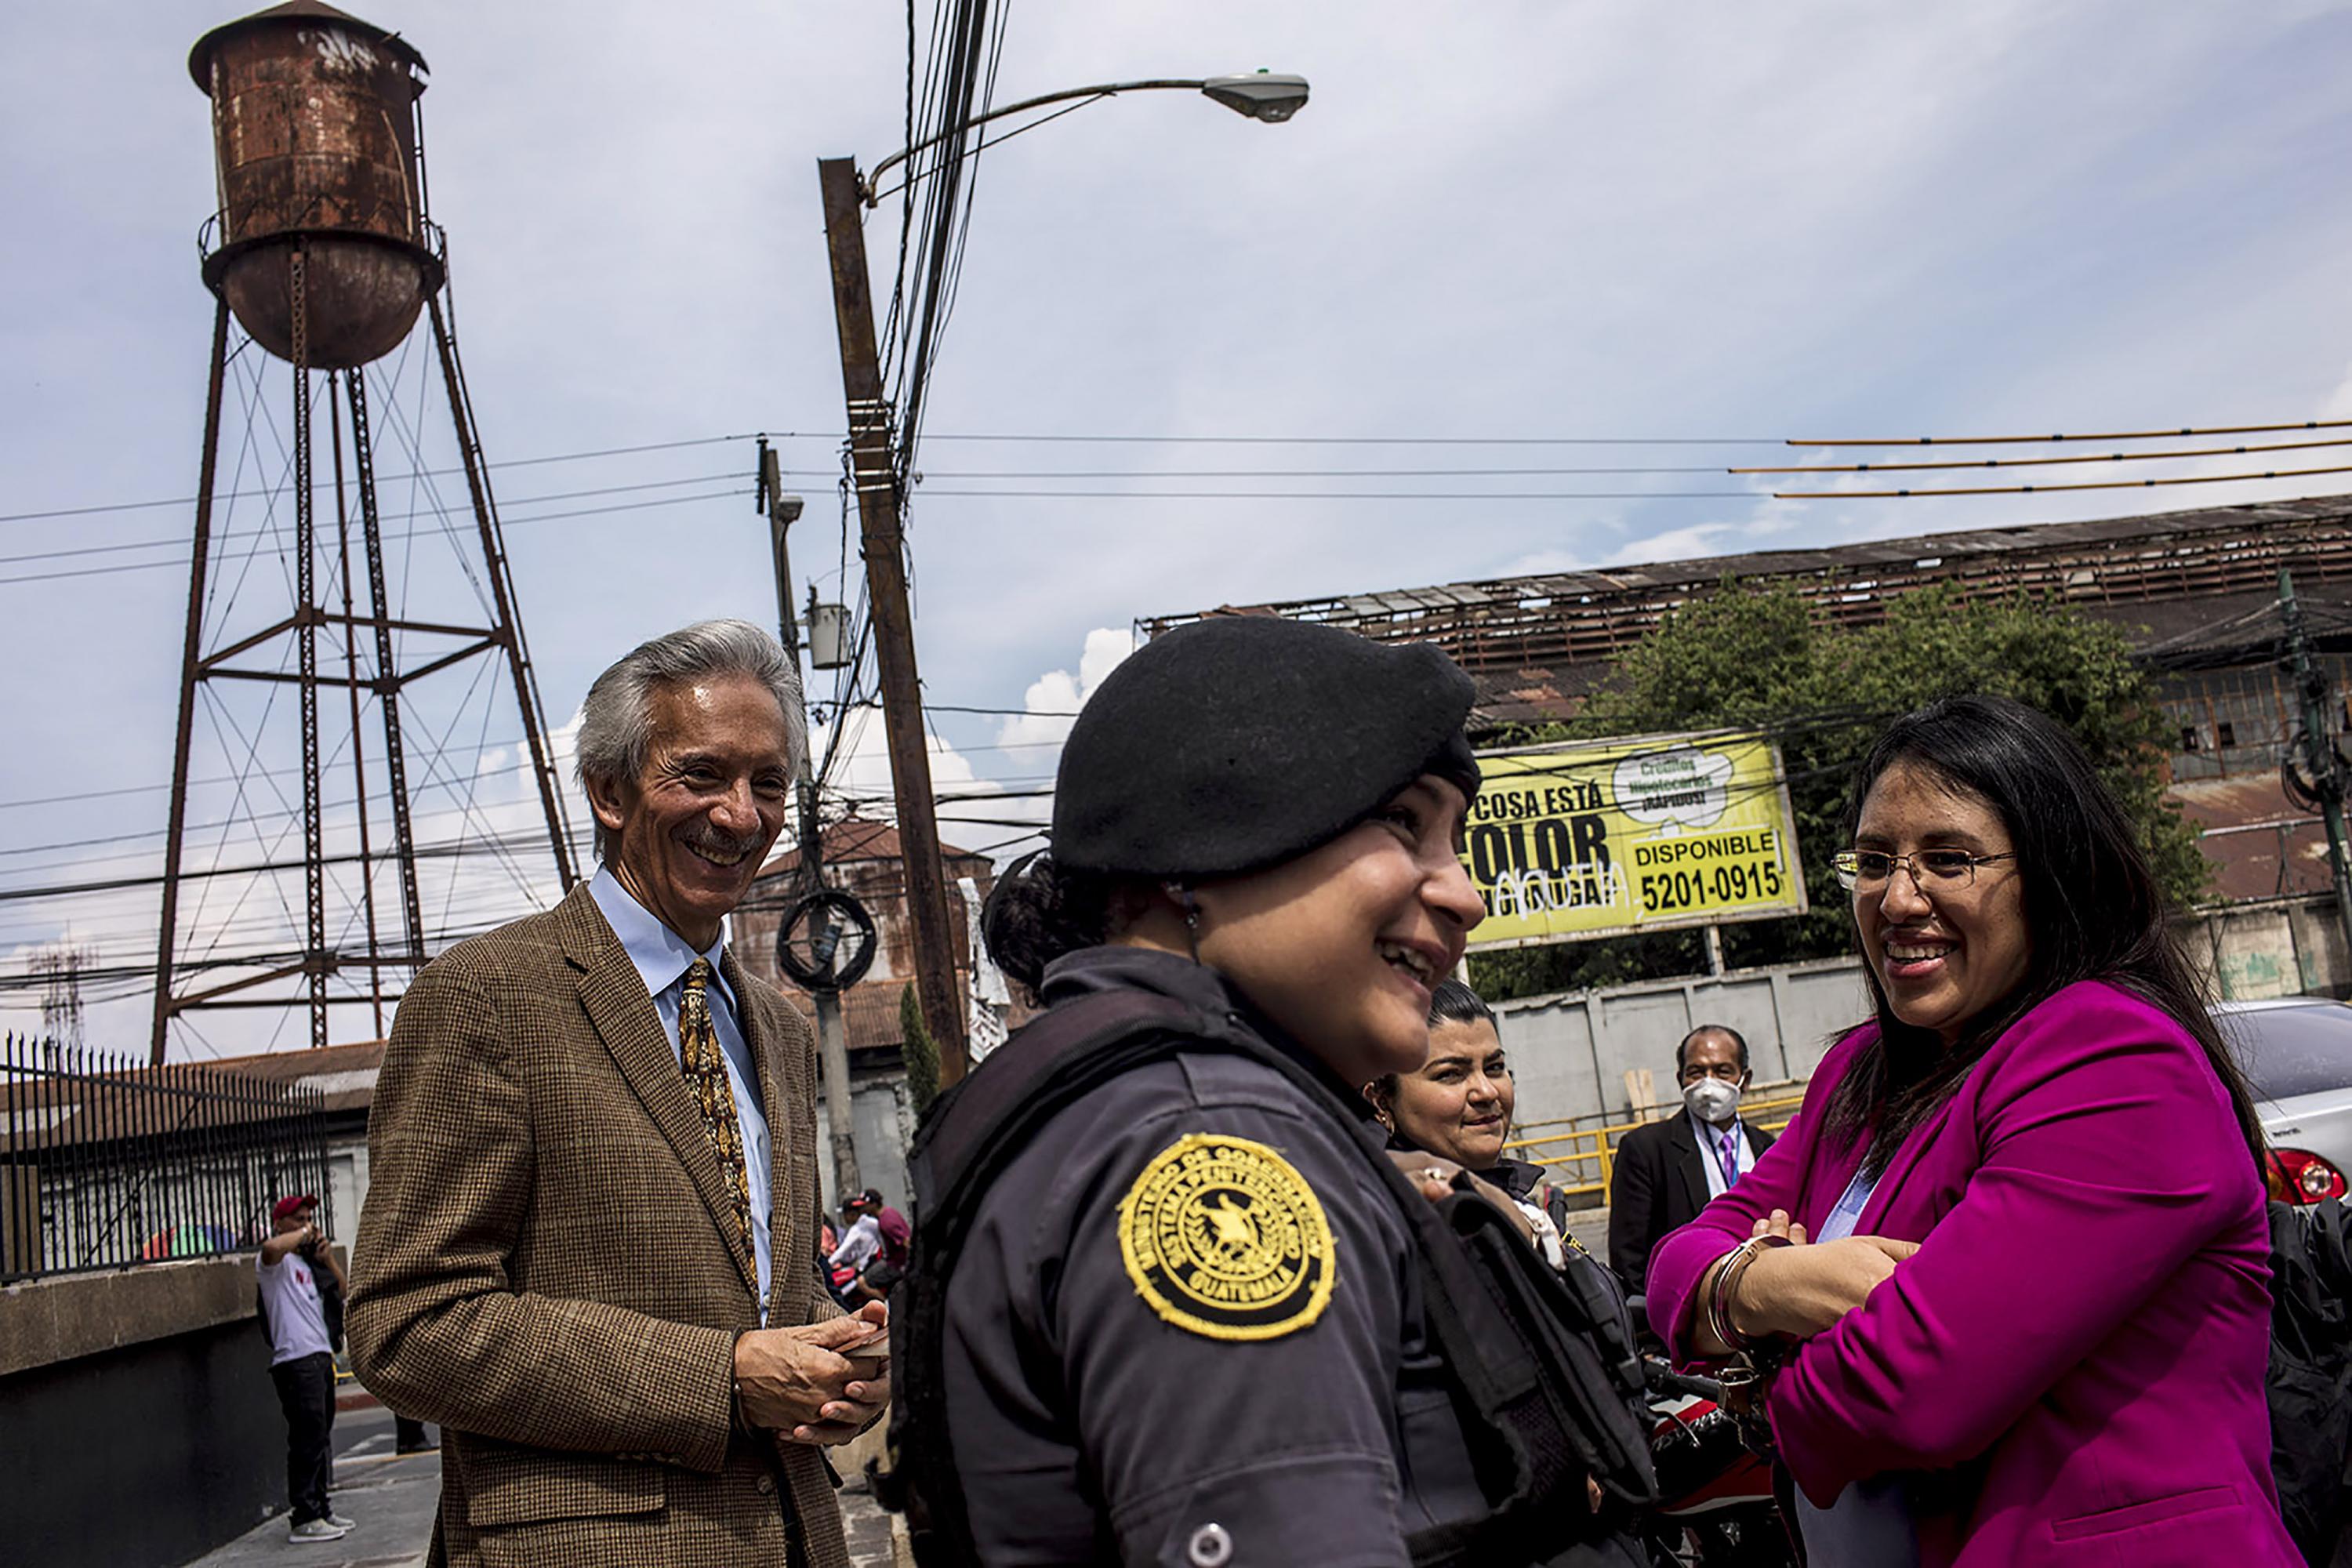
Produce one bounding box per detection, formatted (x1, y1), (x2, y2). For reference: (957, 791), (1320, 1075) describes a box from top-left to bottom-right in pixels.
(944, 945), (1492, 1566)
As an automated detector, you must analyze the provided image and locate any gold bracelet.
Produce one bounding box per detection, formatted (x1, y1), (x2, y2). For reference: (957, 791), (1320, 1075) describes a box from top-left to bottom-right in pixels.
(1707, 1233), (1791, 1352)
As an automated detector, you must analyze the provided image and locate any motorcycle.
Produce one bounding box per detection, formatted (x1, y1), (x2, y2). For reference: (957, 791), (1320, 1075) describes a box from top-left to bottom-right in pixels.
(1639, 1357), (1797, 1567)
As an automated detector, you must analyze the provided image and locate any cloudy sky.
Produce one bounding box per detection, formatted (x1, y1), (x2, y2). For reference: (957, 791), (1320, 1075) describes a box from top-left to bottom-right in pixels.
(9, 0), (2352, 1056)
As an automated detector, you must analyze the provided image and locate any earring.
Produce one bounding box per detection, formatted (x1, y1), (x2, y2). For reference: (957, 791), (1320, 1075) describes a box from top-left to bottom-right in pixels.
(1164, 882), (1203, 961)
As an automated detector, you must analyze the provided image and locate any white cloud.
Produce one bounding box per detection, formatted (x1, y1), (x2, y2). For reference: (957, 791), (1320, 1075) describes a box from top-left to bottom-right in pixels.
(805, 702), (986, 829)
(996, 627), (1134, 753)
(800, 626), (1134, 865)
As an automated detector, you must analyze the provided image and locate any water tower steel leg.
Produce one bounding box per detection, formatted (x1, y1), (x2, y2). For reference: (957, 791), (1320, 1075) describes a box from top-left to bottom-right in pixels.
(290, 245), (329, 1053)
(426, 295), (577, 892)
(343, 370), (427, 971)
(151, 297), (232, 1065)
(328, 376), (387, 1040)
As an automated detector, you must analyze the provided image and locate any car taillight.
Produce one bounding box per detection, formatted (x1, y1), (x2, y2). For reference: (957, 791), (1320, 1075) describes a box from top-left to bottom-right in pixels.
(2267, 1148), (2348, 1204)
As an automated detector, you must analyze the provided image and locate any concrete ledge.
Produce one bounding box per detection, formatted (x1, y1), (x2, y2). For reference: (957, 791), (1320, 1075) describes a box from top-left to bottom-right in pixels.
(0, 1254), (257, 1378)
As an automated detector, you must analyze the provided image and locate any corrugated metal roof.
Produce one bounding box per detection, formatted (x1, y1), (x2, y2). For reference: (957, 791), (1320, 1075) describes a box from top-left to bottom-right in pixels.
(1141, 495), (2352, 697)
(1145, 495), (2350, 639)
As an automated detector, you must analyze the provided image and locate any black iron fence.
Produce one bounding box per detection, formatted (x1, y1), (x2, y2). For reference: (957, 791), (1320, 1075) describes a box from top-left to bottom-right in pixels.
(1, 1033), (330, 1283)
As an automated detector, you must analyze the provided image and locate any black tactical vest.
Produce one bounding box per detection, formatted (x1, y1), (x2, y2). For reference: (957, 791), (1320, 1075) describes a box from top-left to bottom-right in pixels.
(873, 988), (1658, 1568)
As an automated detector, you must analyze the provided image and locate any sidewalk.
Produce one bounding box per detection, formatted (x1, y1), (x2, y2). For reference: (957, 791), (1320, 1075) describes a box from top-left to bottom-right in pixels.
(183, 1408), (902, 1567)
(184, 1409), (437, 1568)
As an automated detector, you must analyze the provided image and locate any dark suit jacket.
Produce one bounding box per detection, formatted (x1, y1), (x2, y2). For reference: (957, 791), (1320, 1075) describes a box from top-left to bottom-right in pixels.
(1606, 1109), (1774, 1298)
(347, 882), (848, 1568)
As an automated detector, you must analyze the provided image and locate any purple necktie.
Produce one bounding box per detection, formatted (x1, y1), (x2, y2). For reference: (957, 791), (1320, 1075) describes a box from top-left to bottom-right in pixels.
(1716, 1127), (1741, 1189)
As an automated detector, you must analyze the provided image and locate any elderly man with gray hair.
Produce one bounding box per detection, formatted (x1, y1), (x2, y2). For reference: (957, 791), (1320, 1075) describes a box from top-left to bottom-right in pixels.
(350, 620), (884, 1568)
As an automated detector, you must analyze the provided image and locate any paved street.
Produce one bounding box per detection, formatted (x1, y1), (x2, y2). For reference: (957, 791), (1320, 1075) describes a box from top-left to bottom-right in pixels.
(168, 1220), (1621, 1567)
(183, 1407), (902, 1568)
(1563, 1205), (1608, 1261)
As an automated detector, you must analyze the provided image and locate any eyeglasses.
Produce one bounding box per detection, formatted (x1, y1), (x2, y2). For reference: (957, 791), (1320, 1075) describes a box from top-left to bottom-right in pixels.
(1832, 848), (2017, 892)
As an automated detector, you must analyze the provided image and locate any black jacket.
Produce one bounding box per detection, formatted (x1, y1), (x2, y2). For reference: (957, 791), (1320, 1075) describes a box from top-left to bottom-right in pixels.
(941, 946), (1499, 1563)
(1605, 1110), (1774, 1298)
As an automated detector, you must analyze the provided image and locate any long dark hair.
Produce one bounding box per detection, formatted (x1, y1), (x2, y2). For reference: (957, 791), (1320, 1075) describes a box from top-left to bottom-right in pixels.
(1821, 694), (2264, 1175)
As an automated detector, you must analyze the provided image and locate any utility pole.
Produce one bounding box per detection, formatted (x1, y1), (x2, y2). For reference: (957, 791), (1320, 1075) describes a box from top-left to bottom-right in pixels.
(760, 441), (859, 1199)
(2282, 566), (2352, 958)
(816, 155), (971, 1086)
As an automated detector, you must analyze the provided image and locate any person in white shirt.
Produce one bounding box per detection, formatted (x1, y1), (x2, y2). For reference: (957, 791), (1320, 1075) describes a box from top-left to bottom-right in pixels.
(829, 1191), (884, 1277)
(256, 1193), (353, 1542)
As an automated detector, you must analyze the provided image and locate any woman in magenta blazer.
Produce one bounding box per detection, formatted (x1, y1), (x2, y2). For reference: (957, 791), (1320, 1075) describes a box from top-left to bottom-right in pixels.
(1649, 695), (2297, 1567)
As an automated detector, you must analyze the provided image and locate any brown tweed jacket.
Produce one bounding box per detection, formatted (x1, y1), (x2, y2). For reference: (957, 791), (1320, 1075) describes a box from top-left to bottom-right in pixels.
(347, 882), (850, 1568)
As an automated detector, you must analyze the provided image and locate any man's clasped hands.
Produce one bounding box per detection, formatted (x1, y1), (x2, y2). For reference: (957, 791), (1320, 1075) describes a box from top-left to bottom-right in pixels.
(735, 1301), (892, 1446)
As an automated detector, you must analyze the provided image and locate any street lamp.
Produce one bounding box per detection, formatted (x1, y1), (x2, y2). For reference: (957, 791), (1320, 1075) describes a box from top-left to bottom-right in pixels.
(815, 70), (1309, 1090)
(861, 72), (1311, 201)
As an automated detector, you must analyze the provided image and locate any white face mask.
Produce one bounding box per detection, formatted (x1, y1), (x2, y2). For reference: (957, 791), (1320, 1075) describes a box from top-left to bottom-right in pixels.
(1683, 1077), (1741, 1124)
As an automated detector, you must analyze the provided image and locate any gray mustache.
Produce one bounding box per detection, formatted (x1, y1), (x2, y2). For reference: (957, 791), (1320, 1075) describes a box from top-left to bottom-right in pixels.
(680, 826), (760, 859)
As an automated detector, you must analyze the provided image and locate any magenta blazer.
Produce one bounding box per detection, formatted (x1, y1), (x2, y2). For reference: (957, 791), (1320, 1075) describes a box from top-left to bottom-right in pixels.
(1649, 980), (2297, 1567)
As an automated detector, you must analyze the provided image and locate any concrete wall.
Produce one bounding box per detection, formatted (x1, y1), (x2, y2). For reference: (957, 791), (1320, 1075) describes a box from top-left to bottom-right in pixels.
(0, 1257), (281, 1566)
(2189, 895), (2352, 1000)
(816, 1079), (917, 1216)
(1496, 956), (1873, 1127)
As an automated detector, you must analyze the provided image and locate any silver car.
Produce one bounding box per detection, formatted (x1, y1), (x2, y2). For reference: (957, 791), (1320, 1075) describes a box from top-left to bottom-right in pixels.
(2218, 996), (2352, 1203)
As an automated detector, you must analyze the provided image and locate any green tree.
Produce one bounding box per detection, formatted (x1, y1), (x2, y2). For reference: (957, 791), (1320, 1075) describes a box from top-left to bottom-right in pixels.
(1470, 583), (2202, 1002)
(899, 984), (941, 1114)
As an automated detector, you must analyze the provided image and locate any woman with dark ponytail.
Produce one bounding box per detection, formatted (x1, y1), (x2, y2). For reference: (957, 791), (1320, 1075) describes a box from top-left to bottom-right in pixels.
(888, 615), (1650, 1567)
(1646, 694), (2294, 1567)
(975, 850), (1117, 1003)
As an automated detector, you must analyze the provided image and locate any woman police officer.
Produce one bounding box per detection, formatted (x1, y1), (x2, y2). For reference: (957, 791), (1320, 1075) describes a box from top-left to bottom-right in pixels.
(881, 616), (1648, 1567)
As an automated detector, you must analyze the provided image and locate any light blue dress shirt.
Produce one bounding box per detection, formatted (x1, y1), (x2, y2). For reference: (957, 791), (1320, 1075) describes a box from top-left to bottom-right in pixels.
(589, 867), (775, 1324)
(1792, 1163), (1920, 1566)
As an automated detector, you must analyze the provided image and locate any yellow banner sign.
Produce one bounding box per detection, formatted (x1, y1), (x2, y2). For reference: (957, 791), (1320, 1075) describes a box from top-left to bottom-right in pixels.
(1461, 731), (1807, 949)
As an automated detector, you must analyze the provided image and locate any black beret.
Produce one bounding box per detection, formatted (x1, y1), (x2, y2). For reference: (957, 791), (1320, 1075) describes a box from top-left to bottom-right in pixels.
(1051, 616), (1480, 879)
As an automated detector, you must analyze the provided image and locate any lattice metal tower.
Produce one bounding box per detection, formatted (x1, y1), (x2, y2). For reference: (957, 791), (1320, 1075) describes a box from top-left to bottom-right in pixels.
(154, 1), (575, 1062)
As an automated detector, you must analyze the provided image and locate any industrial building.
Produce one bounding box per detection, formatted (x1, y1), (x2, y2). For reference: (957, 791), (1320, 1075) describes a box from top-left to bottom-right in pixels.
(1143, 494), (2352, 903)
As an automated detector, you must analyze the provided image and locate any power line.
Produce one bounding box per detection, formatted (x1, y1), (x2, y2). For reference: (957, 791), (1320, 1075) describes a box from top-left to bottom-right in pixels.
(1788, 417), (2352, 448)
(914, 465), (1736, 478)
(1774, 462), (2352, 499)
(1734, 433), (2352, 474)
(898, 701), (1080, 717)
(21, 416), (2349, 528)
(916, 488), (1760, 500)
(0, 434), (802, 525)
(0, 471), (753, 570)
(912, 433), (1784, 445)
(0, 488), (753, 588)
(0, 827), (574, 906)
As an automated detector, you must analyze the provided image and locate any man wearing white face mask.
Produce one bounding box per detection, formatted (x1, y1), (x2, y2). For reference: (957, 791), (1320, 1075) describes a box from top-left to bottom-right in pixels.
(1607, 1025), (1776, 1298)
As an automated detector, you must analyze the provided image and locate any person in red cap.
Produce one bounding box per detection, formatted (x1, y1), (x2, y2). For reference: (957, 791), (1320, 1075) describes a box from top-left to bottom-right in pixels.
(256, 1193), (350, 1541)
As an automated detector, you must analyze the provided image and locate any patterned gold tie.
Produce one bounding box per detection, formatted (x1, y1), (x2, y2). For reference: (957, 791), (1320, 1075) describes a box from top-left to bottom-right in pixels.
(678, 959), (758, 1283)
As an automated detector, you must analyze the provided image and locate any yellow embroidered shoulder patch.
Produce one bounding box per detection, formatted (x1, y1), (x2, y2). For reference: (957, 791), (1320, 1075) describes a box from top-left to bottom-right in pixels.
(1116, 1132), (1336, 1341)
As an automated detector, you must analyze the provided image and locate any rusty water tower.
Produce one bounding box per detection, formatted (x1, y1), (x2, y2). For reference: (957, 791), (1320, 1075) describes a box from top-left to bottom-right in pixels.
(191, 0), (438, 368)
(154, 1), (576, 1061)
